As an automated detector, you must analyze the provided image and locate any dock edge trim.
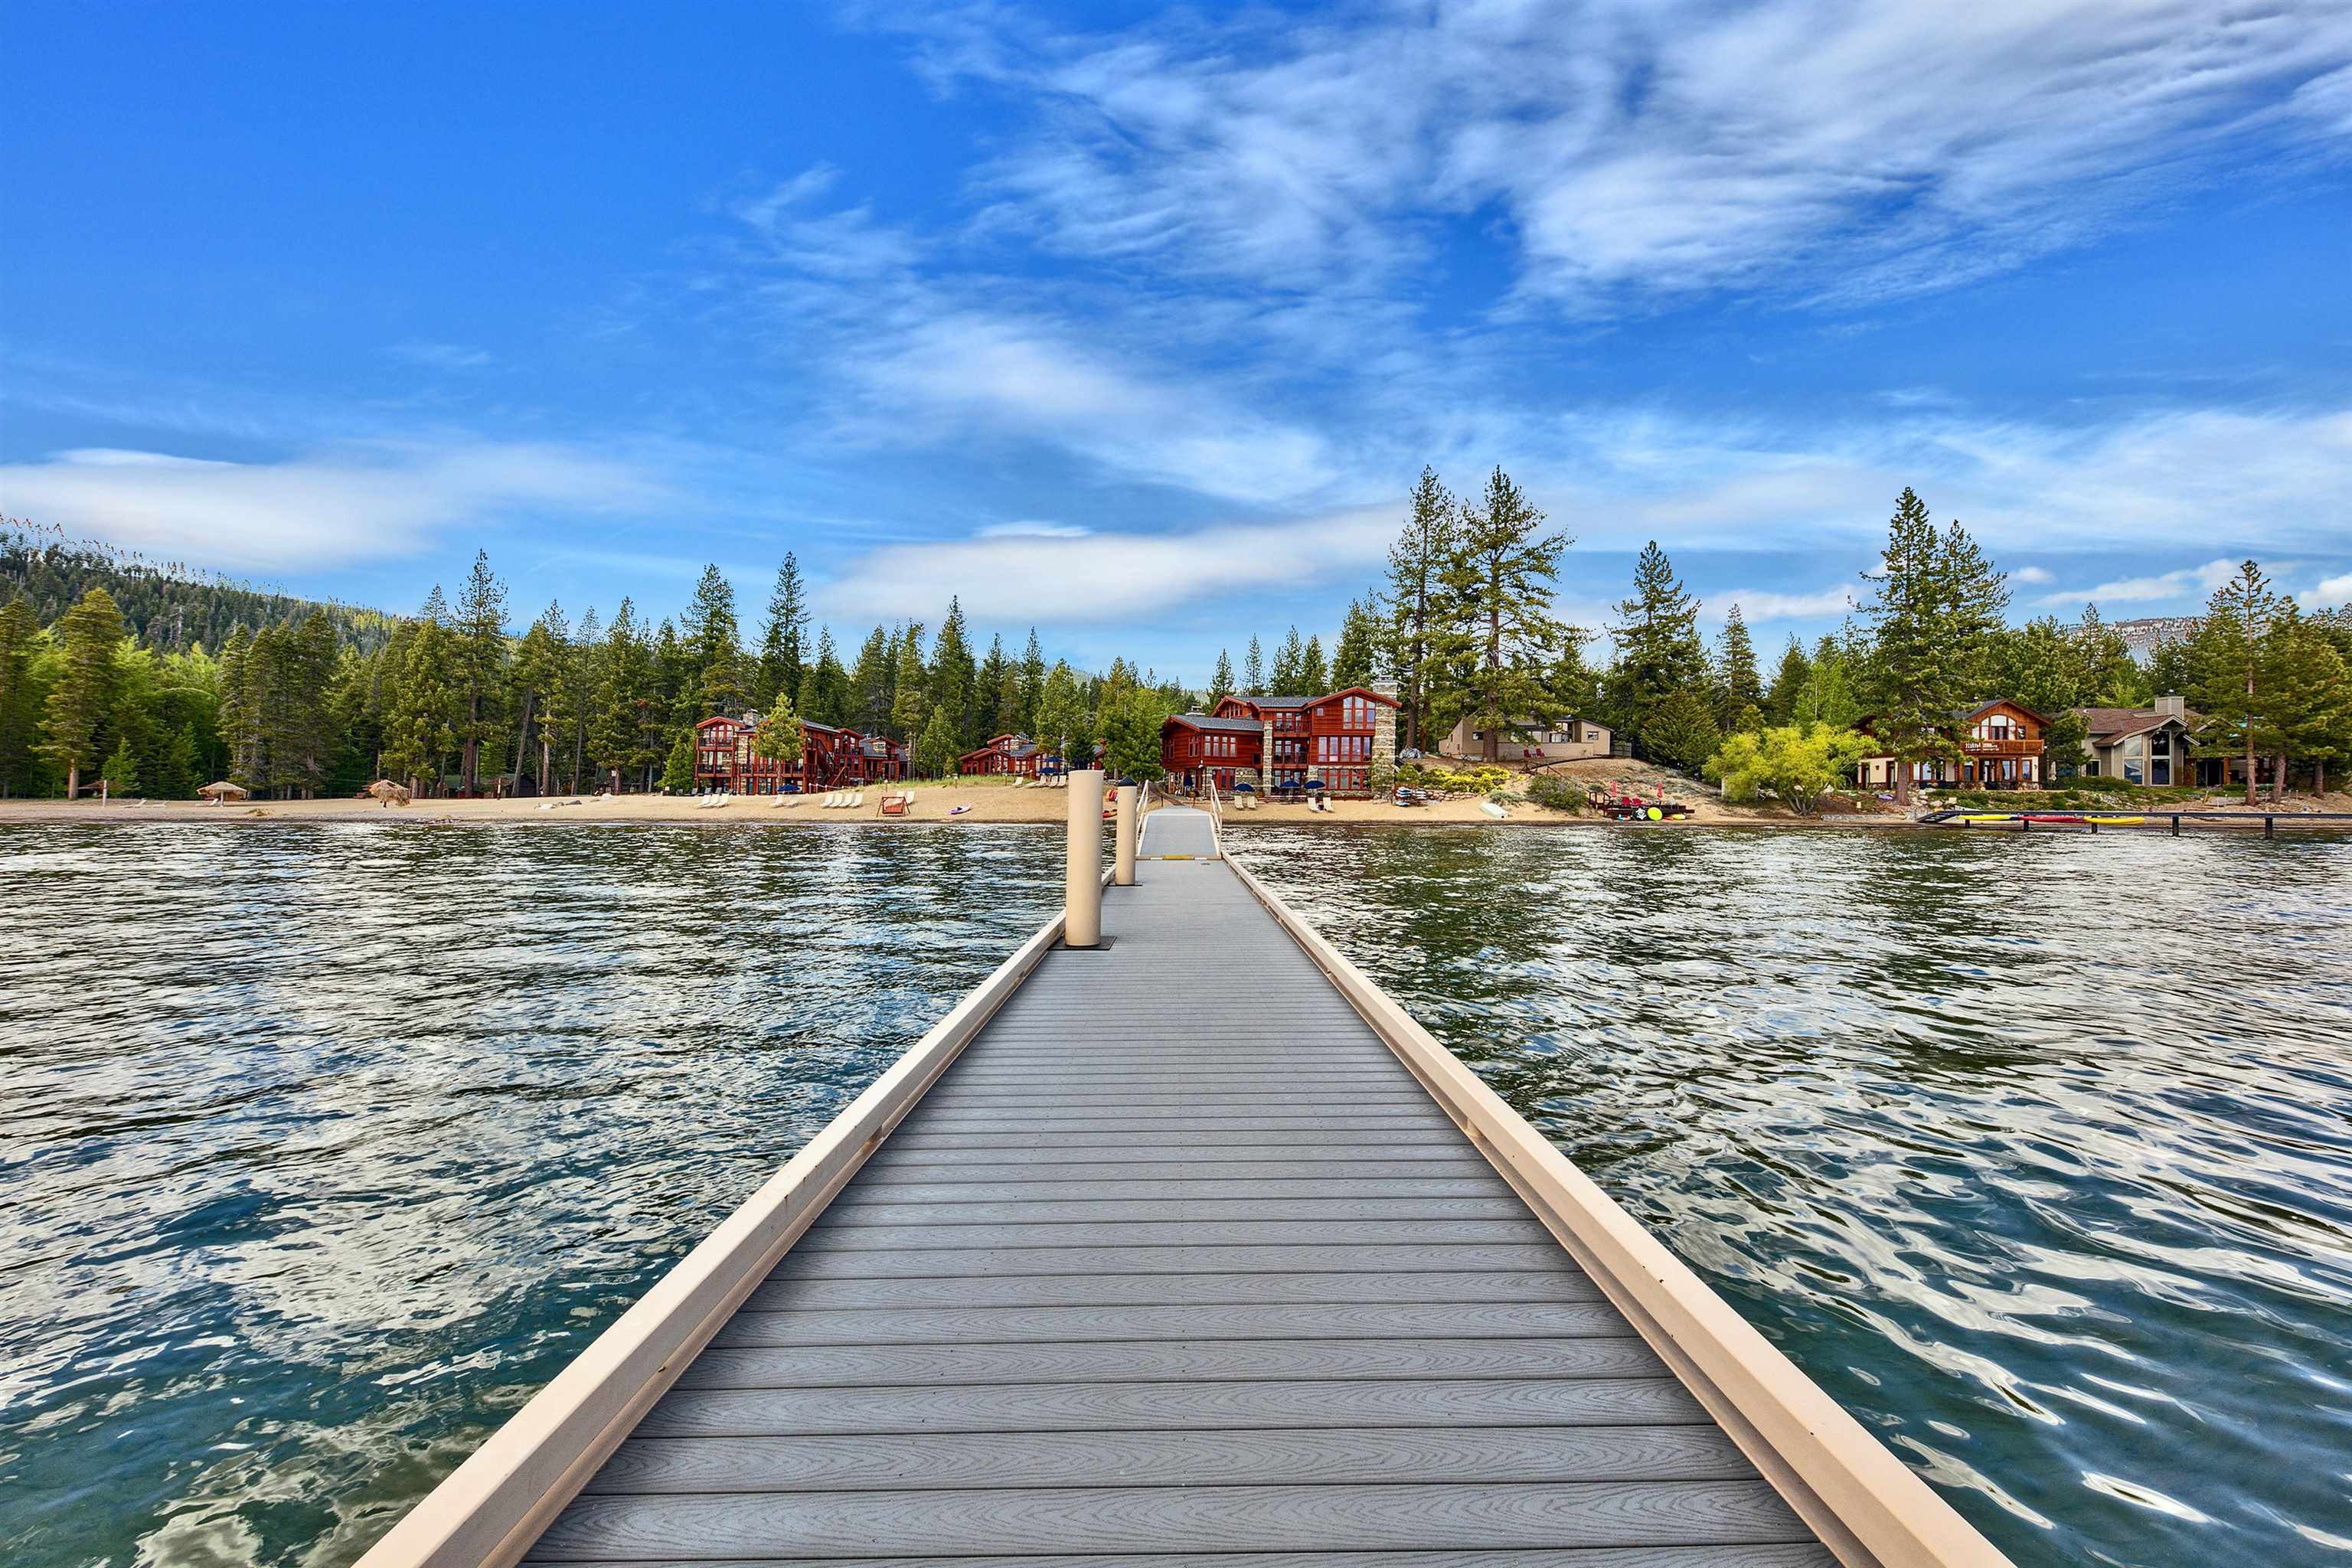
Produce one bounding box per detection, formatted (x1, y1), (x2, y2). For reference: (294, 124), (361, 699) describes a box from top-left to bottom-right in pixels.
(351, 888), (1089, 1568)
(1223, 852), (2017, 1568)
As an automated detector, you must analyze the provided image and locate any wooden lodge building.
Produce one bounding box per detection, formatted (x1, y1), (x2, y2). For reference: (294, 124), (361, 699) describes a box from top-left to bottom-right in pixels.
(957, 733), (1047, 778)
(692, 713), (907, 795)
(1162, 685), (1400, 795)
(1854, 698), (2048, 791)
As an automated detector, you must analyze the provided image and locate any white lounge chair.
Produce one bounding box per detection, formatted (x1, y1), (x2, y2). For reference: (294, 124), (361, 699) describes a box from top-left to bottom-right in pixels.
(850, 792), (865, 808)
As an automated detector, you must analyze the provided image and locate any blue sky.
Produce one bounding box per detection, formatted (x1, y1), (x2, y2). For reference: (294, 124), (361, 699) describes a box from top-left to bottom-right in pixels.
(5, 2), (2350, 681)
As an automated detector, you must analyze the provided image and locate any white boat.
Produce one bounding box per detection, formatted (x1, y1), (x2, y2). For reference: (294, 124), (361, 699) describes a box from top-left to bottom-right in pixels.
(1480, 799), (1509, 819)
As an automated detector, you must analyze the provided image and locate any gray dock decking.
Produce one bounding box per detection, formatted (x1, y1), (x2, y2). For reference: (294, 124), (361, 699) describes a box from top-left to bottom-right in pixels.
(522, 825), (1832, 1567)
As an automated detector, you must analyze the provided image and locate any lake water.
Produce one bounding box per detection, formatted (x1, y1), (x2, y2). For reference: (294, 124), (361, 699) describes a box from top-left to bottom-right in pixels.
(4, 822), (2350, 1567)
(1230, 823), (2352, 1567)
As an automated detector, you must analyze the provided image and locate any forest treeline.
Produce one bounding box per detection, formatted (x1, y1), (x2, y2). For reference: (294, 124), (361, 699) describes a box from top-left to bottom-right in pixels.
(3, 478), (2349, 804)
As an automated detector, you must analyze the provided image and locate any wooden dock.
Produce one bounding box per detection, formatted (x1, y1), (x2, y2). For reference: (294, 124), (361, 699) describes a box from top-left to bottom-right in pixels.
(358, 796), (2014, 1568)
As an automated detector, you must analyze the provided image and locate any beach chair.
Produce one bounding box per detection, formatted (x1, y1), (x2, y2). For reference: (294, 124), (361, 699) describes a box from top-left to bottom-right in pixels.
(849, 792), (864, 808)
(880, 793), (910, 816)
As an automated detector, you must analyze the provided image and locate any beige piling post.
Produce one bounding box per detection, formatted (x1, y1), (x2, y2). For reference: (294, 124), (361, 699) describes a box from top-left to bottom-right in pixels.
(1066, 769), (1105, 946)
(1113, 783), (1139, 885)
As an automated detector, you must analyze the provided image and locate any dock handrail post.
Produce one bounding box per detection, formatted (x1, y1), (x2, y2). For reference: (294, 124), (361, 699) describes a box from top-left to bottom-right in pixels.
(1113, 783), (1138, 885)
(1066, 769), (1106, 946)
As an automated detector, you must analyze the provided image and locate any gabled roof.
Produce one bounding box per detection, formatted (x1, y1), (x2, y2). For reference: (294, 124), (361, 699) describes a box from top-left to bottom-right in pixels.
(1958, 698), (2050, 726)
(1166, 714), (1264, 734)
(2077, 705), (2200, 741)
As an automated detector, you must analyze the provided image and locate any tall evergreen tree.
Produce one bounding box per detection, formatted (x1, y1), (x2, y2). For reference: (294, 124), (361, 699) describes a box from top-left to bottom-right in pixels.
(384, 586), (460, 793)
(974, 634), (1008, 742)
(1301, 634), (1330, 694)
(1856, 489), (1954, 805)
(588, 598), (653, 792)
(684, 564), (746, 716)
(2263, 599), (2352, 797)
(1208, 648), (1236, 705)
(929, 598), (978, 746)
(39, 586), (126, 798)
(1763, 637), (1812, 727)
(847, 625), (893, 733)
(1270, 626), (1306, 693)
(1382, 466), (1457, 752)
(890, 623), (928, 741)
(0, 593), (41, 795)
(2069, 603), (2141, 704)
(1243, 637), (1265, 697)
(915, 706), (958, 778)
(511, 605), (566, 793)
(1607, 541), (1708, 751)
(1330, 600), (1377, 691)
(1019, 629), (1047, 732)
(1711, 604), (1762, 730)
(991, 649), (1025, 739)
(799, 626), (851, 727)
(1443, 467), (1573, 761)
(756, 554), (809, 711)
(453, 550), (508, 793)
(1034, 660), (1093, 769)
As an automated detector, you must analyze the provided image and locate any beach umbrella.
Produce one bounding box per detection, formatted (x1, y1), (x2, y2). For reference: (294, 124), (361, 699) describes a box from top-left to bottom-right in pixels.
(197, 780), (250, 801)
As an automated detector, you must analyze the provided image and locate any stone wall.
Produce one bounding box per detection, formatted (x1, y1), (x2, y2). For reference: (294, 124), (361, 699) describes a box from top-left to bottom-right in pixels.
(1372, 681), (1400, 776)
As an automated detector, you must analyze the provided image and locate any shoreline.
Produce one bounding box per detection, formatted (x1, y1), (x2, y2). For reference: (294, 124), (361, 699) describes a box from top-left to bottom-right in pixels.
(2, 793), (2334, 833)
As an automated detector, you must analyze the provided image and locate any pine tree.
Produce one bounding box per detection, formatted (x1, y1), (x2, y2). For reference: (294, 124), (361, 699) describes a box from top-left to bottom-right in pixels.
(161, 723), (201, 799)
(684, 564), (746, 716)
(974, 634), (1008, 742)
(100, 736), (140, 795)
(1100, 683), (1171, 780)
(589, 598), (652, 792)
(847, 626), (893, 732)
(1642, 688), (1723, 776)
(1444, 468), (1574, 761)
(1856, 489), (1950, 805)
(1019, 629), (1047, 731)
(0, 593), (40, 795)
(992, 650), (1025, 739)
(1034, 660), (1092, 769)
(39, 586), (126, 798)
(929, 598), (978, 746)
(1988, 616), (2086, 773)
(799, 628), (850, 727)
(453, 550), (508, 793)
(751, 696), (806, 772)
(1301, 635), (1330, 694)
(1330, 600), (1377, 691)
(2068, 603), (2141, 705)
(1382, 467), (1458, 753)
(1270, 626), (1305, 694)
(756, 554), (809, 711)
(2187, 561), (2277, 805)
(1608, 541), (1707, 754)
(511, 606), (565, 793)
(659, 729), (696, 793)
(2263, 599), (2352, 798)
(1712, 605), (1762, 729)
(1763, 637), (1812, 727)
(565, 606), (601, 792)
(1209, 648), (1236, 705)
(890, 623), (928, 741)
(384, 586), (461, 793)
(915, 705), (958, 778)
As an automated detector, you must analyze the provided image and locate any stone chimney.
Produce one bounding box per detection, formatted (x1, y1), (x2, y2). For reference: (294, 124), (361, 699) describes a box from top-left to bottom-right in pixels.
(1371, 680), (1400, 773)
(2157, 694), (2185, 720)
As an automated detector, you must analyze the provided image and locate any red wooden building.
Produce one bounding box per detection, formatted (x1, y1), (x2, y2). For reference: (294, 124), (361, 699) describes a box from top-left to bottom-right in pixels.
(1854, 699), (2049, 792)
(957, 733), (1047, 777)
(692, 714), (906, 794)
(1164, 687), (1399, 795)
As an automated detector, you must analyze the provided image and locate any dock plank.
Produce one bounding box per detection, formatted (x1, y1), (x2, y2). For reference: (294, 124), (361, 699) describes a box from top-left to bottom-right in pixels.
(532, 828), (1828, 1567)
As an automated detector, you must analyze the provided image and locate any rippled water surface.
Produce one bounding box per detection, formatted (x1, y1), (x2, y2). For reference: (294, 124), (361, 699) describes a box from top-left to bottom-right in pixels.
(0, 823), (1065, 1568)
(8, 822), (2352, 1567)
(1229, 824), (2352, 1567)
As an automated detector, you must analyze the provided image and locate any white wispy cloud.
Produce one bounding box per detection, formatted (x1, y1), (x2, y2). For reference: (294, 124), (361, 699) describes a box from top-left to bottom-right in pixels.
(2308, 572), (2352, 605)
(1709, 586), (1861, 625)
(820, 507), (1395, 625)
(387, 341), (495, 371)
(0, 442), (662, 572)
(891, 1), (2352, 309)
(2034, 558), (2243, 608)
(2012, 566), (2055, 584)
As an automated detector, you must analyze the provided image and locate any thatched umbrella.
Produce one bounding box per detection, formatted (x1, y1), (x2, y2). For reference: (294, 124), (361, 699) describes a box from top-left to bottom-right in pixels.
(198, 780), (250, 803)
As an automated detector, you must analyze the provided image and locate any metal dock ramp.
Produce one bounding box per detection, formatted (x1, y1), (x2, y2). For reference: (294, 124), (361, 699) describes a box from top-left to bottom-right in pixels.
(359, 800), (2012, 1568)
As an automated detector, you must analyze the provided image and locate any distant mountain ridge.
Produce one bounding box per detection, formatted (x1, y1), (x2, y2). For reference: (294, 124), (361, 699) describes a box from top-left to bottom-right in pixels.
(0, 518), (397, 654)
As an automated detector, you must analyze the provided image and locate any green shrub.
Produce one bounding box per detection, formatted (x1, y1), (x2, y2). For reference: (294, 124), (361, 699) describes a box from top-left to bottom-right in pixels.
(1524, 774), (1584, 813)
